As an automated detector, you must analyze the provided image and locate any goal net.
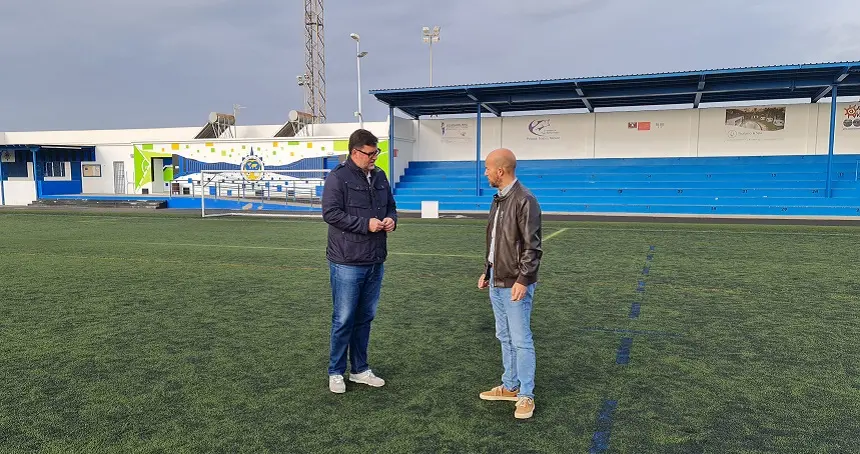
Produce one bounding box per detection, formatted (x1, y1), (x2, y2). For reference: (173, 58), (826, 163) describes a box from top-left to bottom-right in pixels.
(200, 168), (330, 218)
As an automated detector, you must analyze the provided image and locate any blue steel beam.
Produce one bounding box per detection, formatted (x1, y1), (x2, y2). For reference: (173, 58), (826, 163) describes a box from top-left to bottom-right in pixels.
(388, 106), (395, 183)
(30, 146), (40, 200)
(812, 66), (852, 102)
(400, 109), (419, 120)
(368, 61), (860, 95)
(0, 158), (4, 206)
(693, 75), (706, 108)
(826, 84), (838, 198)
(475, 104), (482, 197)
(568, 77), (839, 99)
(813, 86), (833, 103)
(574, 82), (594, 112)
(384, 76), (853, 109)
(466, 90), (502, 117)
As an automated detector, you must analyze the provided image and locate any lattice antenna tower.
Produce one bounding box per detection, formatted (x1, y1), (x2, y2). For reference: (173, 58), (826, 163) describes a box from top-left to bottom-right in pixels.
(304, 0), (326, 123)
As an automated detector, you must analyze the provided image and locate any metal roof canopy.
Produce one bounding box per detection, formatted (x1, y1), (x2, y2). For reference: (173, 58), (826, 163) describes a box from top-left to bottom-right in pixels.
(369, 61), (860, 118)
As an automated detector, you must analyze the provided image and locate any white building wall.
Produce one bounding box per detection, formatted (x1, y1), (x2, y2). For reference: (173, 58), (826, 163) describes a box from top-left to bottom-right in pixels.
(4, 127), (201, 145)
(814, 102), (860, 155)
(4, 102), (860, 203)
(595, 109), (694, 158)
(501, 113), (595, 159)
(306, 121), (389, 139)
(697, 104), (813, 156)
(3, 181), (36, 205)
(416, 117), (502, 162)
(392, 116), (416, 183)
(81, 145), (133, 195)
(403, 100), (860, 161)
(2, 162), (35, 206)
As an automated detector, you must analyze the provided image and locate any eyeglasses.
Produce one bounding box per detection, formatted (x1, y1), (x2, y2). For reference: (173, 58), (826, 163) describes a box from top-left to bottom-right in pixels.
(353, 148), (381, 158)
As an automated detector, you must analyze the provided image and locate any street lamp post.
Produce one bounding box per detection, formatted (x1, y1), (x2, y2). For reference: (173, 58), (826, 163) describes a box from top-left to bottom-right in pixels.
(422, 26), (440, 86)
(350, 33), (368, 129)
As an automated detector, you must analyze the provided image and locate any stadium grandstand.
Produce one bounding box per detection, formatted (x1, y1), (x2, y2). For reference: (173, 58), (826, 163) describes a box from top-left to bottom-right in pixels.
(1, 60), (859, 218)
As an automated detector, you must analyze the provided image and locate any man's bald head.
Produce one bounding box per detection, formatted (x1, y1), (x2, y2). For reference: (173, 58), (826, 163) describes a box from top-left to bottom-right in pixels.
(484, 148), (518, 188)
(487, 148), (517, 173)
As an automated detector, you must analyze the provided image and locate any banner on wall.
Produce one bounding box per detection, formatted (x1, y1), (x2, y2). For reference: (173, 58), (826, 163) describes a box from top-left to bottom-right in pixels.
(842, 104), (860, 130)
(440, 121), (472, 143)
(525, 119), (562, 141)
(724, 107), (786, 141)
(627, 121), (665, 131)
(130, 139), (348, 190)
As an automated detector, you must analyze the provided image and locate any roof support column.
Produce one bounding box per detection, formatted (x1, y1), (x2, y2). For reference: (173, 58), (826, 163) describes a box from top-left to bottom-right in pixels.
(388, 106), (396, 183)
(30, 147), (41, 200)
(0, 156), (5, 206)
(825, 84), (838, 198)
(475, 103), (482, 197)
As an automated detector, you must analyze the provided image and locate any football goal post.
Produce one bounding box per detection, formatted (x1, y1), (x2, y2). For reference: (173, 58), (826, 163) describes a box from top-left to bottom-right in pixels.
(200, 168), (330, 218)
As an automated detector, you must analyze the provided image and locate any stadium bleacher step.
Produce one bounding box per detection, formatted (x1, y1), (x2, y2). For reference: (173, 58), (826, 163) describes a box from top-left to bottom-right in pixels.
(393, 155), (860, 216)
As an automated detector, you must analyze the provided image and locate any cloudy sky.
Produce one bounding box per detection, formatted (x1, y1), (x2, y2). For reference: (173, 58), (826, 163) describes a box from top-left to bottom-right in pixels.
(1, 0), (857, 132)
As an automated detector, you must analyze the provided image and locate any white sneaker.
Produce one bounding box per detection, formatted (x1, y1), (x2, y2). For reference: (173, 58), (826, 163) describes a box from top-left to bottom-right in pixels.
(349, 369), (385, 387)
(329, 374), (345, 393)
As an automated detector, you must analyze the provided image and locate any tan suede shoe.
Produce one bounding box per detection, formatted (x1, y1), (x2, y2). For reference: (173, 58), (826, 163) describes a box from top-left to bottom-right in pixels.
(514, 397), (535, 419)
(479, 385), (519, 401)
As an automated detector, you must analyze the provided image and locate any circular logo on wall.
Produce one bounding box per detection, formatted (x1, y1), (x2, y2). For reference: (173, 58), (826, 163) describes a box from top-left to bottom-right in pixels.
(240, 155), (265, 181)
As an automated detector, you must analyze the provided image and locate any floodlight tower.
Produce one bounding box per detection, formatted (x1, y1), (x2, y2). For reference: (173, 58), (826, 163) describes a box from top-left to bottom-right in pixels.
(305, 0), (326, 123)
(422, 26), (440, 86)
(350, 33), (368, 129)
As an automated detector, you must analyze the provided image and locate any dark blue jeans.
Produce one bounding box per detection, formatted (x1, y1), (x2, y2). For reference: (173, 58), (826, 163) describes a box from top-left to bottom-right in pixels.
(328, 261), (385, 376)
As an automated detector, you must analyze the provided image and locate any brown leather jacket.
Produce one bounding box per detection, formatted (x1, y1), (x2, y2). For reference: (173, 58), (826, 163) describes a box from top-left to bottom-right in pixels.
(484, 180), (543, 288)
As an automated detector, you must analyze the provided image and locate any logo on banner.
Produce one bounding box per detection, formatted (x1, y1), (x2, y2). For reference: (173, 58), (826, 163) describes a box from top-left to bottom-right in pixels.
(240, 148), (265, 181)
(440, 121), (471, 143)
(628, 121), (664, 131)
(0, 151), (14, 163)
(526, 119), (561, 140)
(843, 105), (860, 129)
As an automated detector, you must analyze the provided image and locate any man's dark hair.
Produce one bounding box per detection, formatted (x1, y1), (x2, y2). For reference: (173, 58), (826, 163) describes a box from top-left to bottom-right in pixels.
(348, 129), (378, 152)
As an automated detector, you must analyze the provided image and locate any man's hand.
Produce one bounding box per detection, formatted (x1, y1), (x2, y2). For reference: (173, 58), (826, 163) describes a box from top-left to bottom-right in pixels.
(369, 218), (384, 232)
(382, 217), (396, 232)
(511, 283), (527, 302)
(478, 274), (489, 290)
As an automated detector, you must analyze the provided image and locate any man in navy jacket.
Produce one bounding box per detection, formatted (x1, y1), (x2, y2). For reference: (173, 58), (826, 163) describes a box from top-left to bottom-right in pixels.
(321, 128), (397, 393)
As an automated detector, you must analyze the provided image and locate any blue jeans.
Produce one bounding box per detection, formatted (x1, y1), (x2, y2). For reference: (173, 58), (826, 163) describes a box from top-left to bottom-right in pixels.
(328, 261), (384, 376)
(489, 269), (537, 399)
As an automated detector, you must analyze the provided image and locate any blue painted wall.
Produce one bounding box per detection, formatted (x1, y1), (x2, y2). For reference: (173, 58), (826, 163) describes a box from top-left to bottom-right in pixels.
(41, 163), (83, 195)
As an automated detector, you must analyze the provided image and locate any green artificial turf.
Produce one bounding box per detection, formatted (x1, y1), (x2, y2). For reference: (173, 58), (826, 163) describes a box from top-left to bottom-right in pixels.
(1, 211), (858, 453)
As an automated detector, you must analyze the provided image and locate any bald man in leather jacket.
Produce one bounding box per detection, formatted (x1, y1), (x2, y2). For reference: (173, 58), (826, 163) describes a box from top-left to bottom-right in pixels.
(476, 148), (543, 420)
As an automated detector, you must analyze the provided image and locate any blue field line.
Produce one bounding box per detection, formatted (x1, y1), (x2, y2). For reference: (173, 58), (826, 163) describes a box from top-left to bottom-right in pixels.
(615, 337), (633, 365)
(629, 302), (641, 319)
(589, 399), (618, 453)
